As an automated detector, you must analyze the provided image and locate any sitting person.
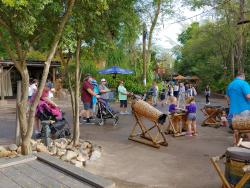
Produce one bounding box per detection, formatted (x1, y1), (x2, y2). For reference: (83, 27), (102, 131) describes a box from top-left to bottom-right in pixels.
(221, 110), (229, 126)
(29, 82), (58, 138)
(141, 92), (147, 102)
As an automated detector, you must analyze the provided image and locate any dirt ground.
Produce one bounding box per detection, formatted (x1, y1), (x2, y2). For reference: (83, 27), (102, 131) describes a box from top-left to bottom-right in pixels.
(0, 95), (232, 188)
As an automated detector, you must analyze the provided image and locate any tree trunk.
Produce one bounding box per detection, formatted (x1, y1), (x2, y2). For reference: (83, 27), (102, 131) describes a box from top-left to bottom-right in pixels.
(147, 0), (161, 68)
(231, 44), (234, 79)
(143, 22), (146, 90)
(132, 44), (138, 83)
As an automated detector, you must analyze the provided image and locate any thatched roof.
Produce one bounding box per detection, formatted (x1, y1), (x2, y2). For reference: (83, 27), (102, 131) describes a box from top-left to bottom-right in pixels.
(173, 75), (187, 80)
(189, 75), (200, 80)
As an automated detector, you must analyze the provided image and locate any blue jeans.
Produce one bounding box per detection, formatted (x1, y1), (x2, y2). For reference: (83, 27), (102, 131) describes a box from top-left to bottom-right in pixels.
(102, 99), (109, 104)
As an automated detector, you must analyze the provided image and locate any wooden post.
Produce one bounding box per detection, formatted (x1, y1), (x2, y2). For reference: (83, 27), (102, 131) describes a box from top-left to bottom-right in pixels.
(15, 80), (21, 146)
(53, 67), (56, 86)
(1, 66), (4, 101)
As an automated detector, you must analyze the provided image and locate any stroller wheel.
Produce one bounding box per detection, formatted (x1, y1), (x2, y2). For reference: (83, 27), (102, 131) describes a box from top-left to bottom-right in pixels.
(113, 116), (119, 126)
(36, 133), (42, 139)
(99, 119), (106, 126)
(65, 130), (71, 137)
(57, 133), (65, 139)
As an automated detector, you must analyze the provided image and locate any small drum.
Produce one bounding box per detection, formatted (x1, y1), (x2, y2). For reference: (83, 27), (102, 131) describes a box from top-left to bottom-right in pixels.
(205, 105), (221, 123)
(132, 99), (166, 124)
(240, 142), (250, 149)
(171, 111), (187, 132)
(225, 147), (250, 187)
(233, 116), (250, 130)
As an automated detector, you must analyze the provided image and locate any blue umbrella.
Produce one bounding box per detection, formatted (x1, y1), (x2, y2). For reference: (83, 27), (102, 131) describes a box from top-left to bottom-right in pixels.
(97, 65), (134, 92)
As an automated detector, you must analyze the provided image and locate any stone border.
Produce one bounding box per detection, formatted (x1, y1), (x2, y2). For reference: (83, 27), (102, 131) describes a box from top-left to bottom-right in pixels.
(34, 152), (115, 188)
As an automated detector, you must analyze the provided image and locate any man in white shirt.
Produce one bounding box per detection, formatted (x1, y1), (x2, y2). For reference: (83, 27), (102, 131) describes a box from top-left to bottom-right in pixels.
(26, 79), (38, 114)
(174, 84), (179, 98)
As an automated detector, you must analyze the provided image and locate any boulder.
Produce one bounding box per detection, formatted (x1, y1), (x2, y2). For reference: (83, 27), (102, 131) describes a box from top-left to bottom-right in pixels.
(0, 146), (5, 152)
(71, 147), (77, 151)
(8, 151), (17, 157)
(0, 150), (10, 157)
(30, 139), (37, 147)
(84, 148), (90, 154)
(79, 139), (84, 143)
(61, 151), (77, 162)
(80, 142), (88, 149)
(66, 145), (72, 150)
(70, 159), (83, 167)
(17, 146), (21, 154)
(36, 144), (49, 154)
(77, 156), (88, 162)
(53, 139), (61, 143)
(60, 143), (67, 149)
(9, 155), (16, 159)
(59, 138), (68, 144)
(57, 148), (66, 156)
(16, 154), (22, 157)
(87, 144), (92, 148)
(83, 160), (90, 166)
(36, 139), (43, 143)
(74, 150), (80, 155)
(91, 146), (101, 152)
(54, 142), (61, 148)
(50, 146), (57, 155)
(90, 151), (101, 161)
(8, 144), (18, 151)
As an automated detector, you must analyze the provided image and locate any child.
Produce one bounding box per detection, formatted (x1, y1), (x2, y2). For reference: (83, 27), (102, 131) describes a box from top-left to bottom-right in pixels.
(142, 92), (147, 101)
(160, 85), (166, 107)
(149, 82), (157, 106)
(182, 96), (197, 136)
(169, 96), (182, 113)
(220, 110), (229, 126)
(165, 84), (173, 104)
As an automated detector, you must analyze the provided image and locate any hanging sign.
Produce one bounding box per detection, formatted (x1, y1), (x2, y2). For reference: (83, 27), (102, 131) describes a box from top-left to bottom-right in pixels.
(156, 68), (165, 74)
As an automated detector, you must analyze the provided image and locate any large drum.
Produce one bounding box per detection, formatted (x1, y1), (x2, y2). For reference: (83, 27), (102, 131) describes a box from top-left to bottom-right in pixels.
(233, 116), (250, 130)
(240, 142), (250, 149)
(181, 113), (188, 131)
(225, 147), (250, 187)
(131, 99), (166, 124)
(205, 105), (221, 123)
(170, 111), (188, 132)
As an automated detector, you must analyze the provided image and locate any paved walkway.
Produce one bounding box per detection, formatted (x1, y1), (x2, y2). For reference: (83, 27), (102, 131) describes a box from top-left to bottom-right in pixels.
(0, 95), (232, 187)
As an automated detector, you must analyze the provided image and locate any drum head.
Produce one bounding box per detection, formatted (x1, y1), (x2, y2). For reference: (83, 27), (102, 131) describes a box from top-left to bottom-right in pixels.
(204, 105), (221, 108)
(226, 147), (250, 161)
(240, 142), (250, 149)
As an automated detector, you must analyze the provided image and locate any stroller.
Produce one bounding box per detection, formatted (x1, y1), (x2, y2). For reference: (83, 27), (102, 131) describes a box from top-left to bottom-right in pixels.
(35, 101), (71, 139)
(96, 99), (119, 126)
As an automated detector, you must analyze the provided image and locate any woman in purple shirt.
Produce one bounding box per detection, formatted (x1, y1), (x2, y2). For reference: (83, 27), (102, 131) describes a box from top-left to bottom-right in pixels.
(182, 96), (197, 136)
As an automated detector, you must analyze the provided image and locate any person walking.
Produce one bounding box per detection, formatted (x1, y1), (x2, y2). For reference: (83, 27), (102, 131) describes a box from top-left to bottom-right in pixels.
(48, 82), (55, 101)
(155, 82), (159, 105)
(178, 83), (186, 104)
(79, 74), (100, 124)
(98, 78), (110, 105)
(205, 85), (210, 105)
(149, 82), (157, 106)
(187, 84), (196, 97)
(165, 84), (173, 104)
(227, 71), (250, 145)
(118, 80), (130, 115)
(174, 84), (179, 98)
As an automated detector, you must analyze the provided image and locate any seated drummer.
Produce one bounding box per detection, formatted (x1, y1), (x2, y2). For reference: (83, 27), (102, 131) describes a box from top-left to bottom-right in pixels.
(227, 71), (250, 146)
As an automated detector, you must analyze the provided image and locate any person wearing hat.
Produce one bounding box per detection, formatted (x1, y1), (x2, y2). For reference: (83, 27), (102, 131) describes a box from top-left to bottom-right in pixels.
(82, 80), (99, 123)
(26, 79), (39, 114)
(79, 74), (100, 124)
(98, 78), (110, 105)
(48, 82), (55, 101)
(29, 82), (58, 138)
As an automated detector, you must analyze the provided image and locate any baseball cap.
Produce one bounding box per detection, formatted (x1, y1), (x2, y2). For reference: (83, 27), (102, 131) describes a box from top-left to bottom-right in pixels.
(45, 82), (55, 88)
(33, 79), (38, 83)
(101, 78), (106, 82)
(91, 80), (98, 86)
(85, 73), (92, 78)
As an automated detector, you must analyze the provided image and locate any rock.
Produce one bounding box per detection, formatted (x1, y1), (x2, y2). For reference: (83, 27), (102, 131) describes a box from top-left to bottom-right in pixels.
(78, 153), (82, 158)
(53, 139), (61, 143)
(50, 146), (57, 155)
(9, 155), (16, 159)
(54, 142), (61, 148)
(70, 159), (83, 167)
(80, 142), (88, 149)
(84, 148), (90, 154)
(83, 160), (90, 166)
(67, 138), (72, 143)
(30, 139), (37, 147)
(77, 156), (88, 162)
(66, 145), (72, 150)
(17, 154), (22, 157)
(32, 151), (37, 154)
(0, 150), (10, 157)
(87, 144), (92, 148)
(61, 149), (66, 152)
(48, 152), (54, 155)
(79, 139), (84, 143)
(74, 150), (80, 155)
(60, 143), (67, 149)
(32, 146), (37, 151)
(17, 146), (21, 154)
(36, 144), (49, 153)
(57, 148), (66, 156)
(8, 144), (18, 151)
(8, 151), (17, 157)
(90, 151), (101, 161)
(36, 139), (42, 143)
(0, 146), (5, 152)
(71, 147), (77, 151)
(59, 138), (68, 144)
(61, 151), (77, 162)
(91, 146), (101, 152)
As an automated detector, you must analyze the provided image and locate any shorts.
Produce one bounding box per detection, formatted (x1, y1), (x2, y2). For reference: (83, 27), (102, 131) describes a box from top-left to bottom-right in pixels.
(187, 113), (196, 121)
(90, 103), (96, 113)
(120, 100), (127, 108)
(160, 95), (165, 100)
(168, 92), (171, 96)
(83, 102), (93, 110)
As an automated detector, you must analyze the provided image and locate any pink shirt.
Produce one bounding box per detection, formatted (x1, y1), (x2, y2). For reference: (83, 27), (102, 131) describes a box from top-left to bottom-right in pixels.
(29, 89), (49, 103)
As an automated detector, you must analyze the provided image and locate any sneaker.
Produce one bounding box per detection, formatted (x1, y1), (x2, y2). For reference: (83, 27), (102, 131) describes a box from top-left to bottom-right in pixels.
(79, 117), (82, 124)
(208, 102), (210, 105)
(193, 132), (197, 136)
(185, 133), (192, 137)
(124, 111), (130, 115)
(86, 120), (94, 124)
(120, 112), (124, 115)
(82, 117), (87, 121)
(89, 116), (95, 120)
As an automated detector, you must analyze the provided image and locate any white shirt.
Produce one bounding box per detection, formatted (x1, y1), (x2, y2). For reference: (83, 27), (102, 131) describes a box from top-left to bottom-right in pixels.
(28, 84), (37, 96)
(155, 86), (158, 93)
(49, 88), (55, 99)
(174, 85), (179, 91)
(170, 88), (173, 96)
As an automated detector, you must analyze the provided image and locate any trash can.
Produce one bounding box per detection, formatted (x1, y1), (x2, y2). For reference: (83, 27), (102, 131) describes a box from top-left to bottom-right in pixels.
(109, 89), (116, 104)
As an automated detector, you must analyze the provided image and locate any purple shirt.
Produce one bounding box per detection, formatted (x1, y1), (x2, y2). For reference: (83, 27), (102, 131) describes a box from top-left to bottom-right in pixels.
(185, 103), (196, 113)
(169, 103), (177, 113)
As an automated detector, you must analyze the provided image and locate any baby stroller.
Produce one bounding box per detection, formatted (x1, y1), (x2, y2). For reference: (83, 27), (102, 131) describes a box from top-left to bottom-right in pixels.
(141, 91), (150, 101)
(35, 101), (71, 139)
(96, 99), (119, 126)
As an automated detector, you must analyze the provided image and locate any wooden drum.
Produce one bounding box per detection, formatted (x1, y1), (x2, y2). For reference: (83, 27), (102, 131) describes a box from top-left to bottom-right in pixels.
(232, 116), (250, 130)
(181, 113), (188, 131)
(225, 147), (250, 187)
(205, 105), (221, 123)
(131, 99), (166, 124)
(170, 111), (188, 132)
